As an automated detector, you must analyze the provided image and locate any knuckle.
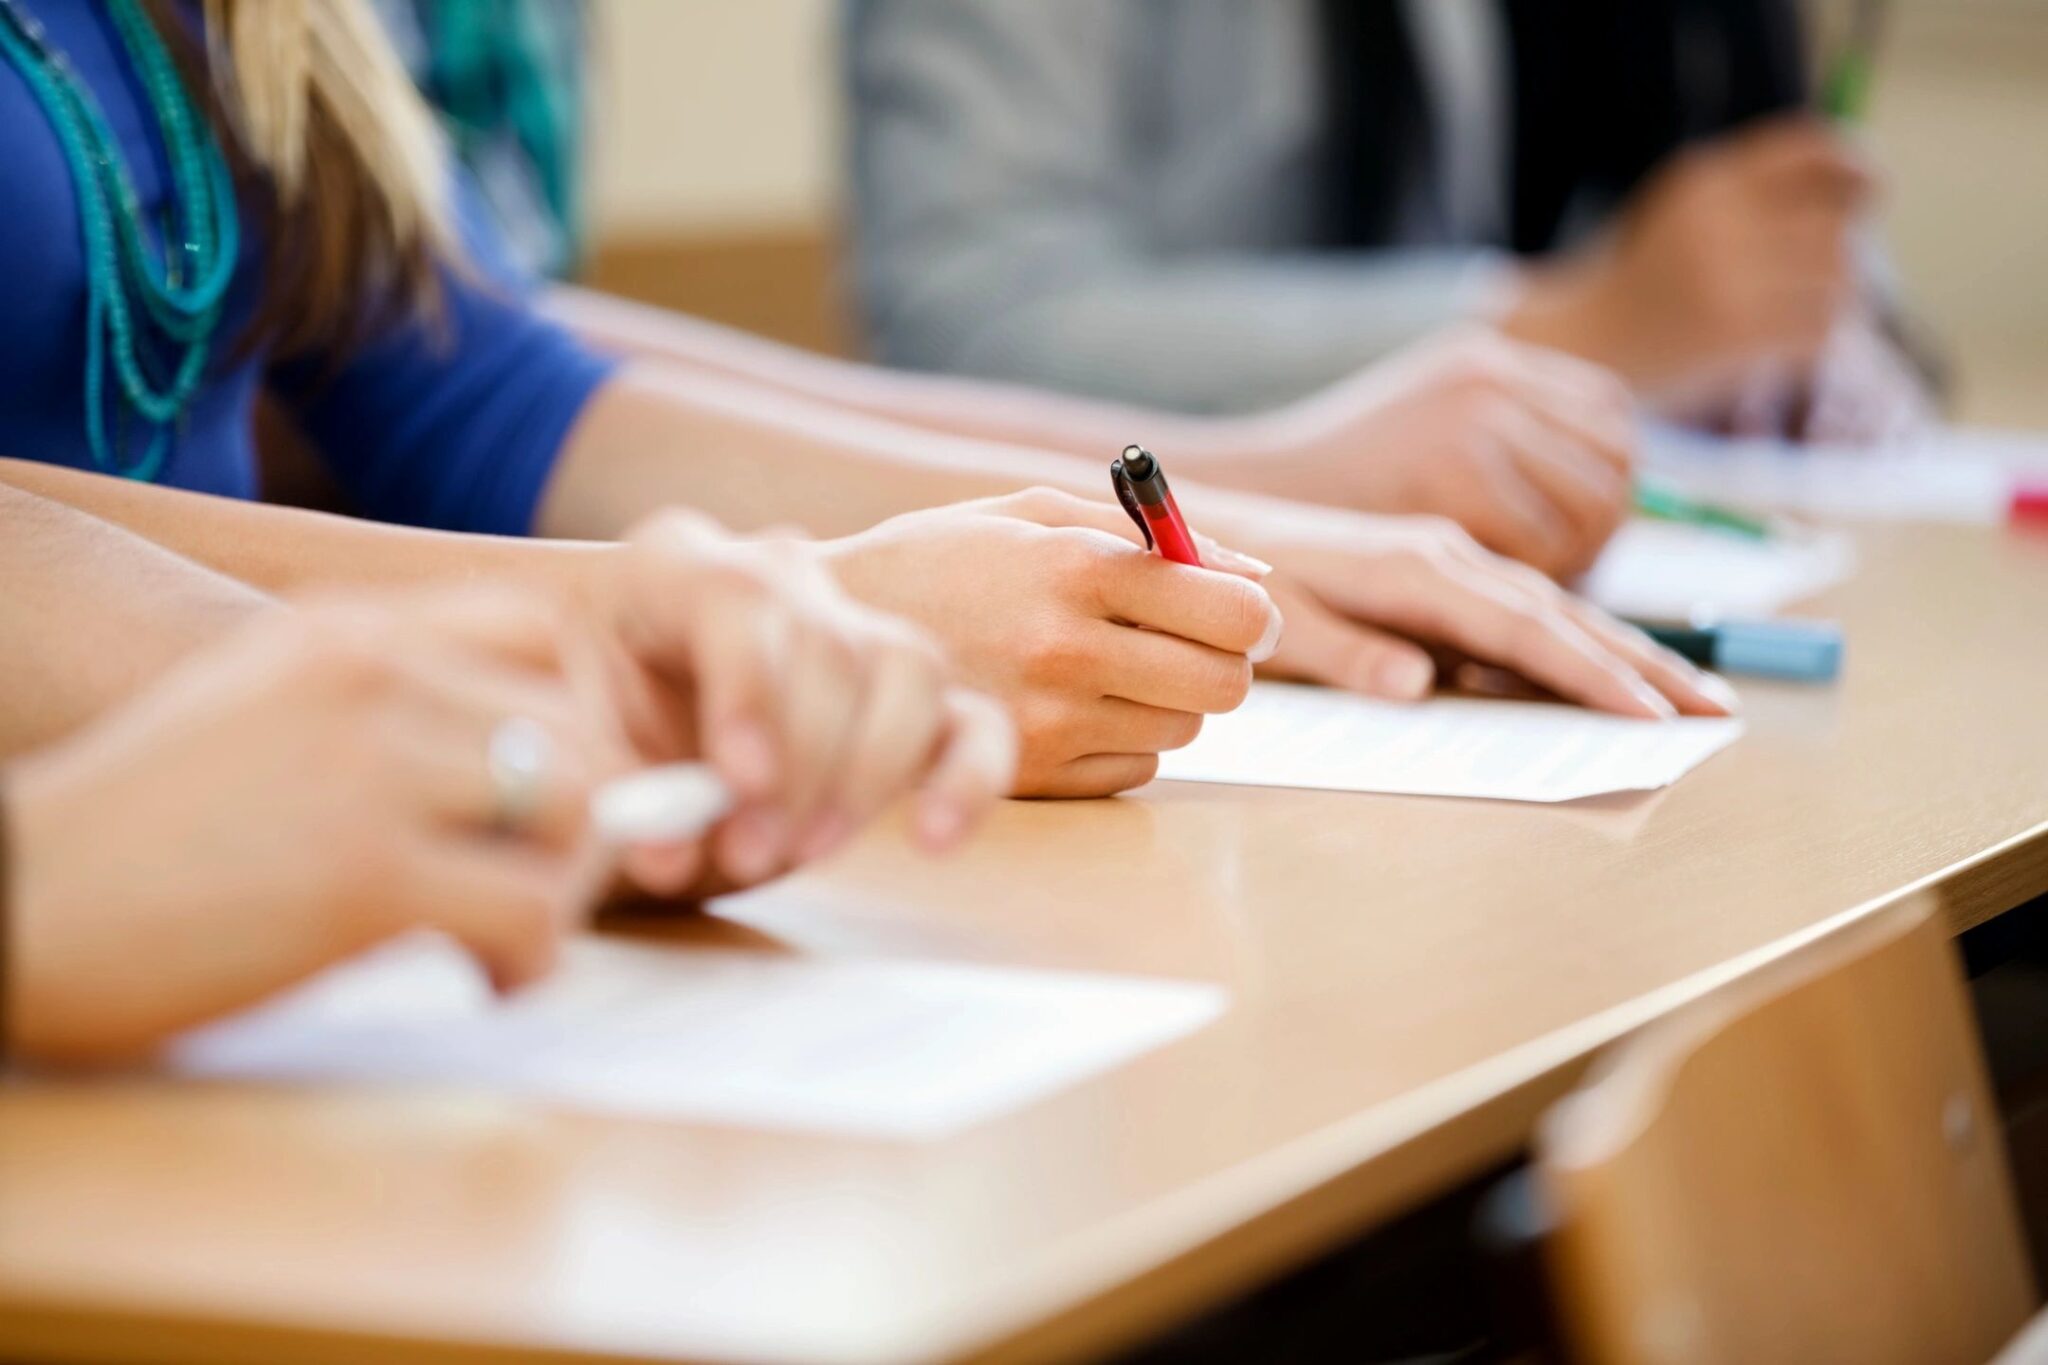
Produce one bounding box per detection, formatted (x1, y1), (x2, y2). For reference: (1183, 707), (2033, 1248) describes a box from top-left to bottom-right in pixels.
(1037, 533), (1124, 599)
(1006, 485), (1078, 522)
(1010, 697), (1075, 766)
(1021, 621), (1090, 681)
(293, 609), (396, 696)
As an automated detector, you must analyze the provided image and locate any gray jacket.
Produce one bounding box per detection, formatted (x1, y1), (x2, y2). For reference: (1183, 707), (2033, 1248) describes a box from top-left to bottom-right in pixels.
(844, 0), (1506, 414)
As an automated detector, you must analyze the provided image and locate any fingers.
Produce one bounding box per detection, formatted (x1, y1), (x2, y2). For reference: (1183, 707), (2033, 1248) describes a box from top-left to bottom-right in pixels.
(1419, 568), (1679, 719)
(773, 620), (871, 852)
(1093, 552), (1284, 661)
(1320, 533), (1684, 719)
(1258, 582), (1437, 701)
(1451, 442), (1577, 574)
(614, 510), (1020, 884)
(397, 836), (577, 994)
(379, 649), (615, 849)
(1028, 753), (1162, 800)
(671, 579), (788, 805)
(1501, 349), (1640, 481)
(1059, 695), (1207, 756)
(1487, 404), (1631, 571)
(1074, 619), (1255, 714)
(618, 839), (710, 899)
(913, 688), (1018, 847)
(1741, 120), (1873, 208)
(1561, 602), (1741, 718)
(818, 628), (949, 853)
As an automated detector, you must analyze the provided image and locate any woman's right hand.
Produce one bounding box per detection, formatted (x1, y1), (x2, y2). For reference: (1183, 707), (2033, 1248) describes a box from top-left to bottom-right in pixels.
(819, 489), (1284, 798)
(6, 589), (630, 1067)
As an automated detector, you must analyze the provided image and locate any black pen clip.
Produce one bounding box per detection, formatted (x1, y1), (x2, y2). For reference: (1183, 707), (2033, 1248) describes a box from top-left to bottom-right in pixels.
(1109, 456), (1153, 551)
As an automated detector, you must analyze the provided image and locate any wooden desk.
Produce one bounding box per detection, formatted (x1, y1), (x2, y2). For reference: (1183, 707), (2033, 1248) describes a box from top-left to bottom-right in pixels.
(6, 524), (2048, 1365)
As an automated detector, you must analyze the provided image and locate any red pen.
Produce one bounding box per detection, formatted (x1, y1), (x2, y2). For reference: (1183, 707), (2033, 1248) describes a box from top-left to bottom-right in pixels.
(1110, 444), (1203, 566)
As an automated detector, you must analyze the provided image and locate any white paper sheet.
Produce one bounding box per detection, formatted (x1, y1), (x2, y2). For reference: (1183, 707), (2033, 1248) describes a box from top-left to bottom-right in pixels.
(1642, 424), (2048, 525)
(1577, 519), (1854, 619)
(171, 936), (1227, 1141)
(1156, 683), (1743, 802)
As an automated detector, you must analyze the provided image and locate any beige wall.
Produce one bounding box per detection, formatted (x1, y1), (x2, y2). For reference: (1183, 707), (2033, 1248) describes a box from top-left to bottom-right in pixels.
(1865, 6), (2048, 420)
(586, 0), (2048, 418)
(587, 0), (841, 236)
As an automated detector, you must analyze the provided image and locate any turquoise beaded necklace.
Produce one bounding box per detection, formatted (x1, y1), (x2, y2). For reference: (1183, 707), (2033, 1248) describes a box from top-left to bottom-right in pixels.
(0, 0), (239, 481)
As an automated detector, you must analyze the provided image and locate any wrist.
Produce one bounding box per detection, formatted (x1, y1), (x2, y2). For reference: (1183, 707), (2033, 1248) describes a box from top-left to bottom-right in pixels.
(1500, 258), (1636, 380)
(1, 756), (82, 1065)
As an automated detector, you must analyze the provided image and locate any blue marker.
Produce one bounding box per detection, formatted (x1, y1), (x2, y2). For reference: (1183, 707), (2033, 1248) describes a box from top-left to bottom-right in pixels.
(1629, 618), (1843, 684)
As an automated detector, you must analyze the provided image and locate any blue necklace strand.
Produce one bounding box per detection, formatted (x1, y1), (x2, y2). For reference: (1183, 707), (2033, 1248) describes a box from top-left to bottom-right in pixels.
(0, 0), (240, 481)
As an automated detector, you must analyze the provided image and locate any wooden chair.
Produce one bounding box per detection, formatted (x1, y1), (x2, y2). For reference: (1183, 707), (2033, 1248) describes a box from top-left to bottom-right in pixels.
(1535, 895), (2038, 1365)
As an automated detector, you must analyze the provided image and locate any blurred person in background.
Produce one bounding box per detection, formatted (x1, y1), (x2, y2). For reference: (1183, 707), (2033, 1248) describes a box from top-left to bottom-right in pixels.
(371, 0), (1665, 583)
(846, 0), (1937, 446)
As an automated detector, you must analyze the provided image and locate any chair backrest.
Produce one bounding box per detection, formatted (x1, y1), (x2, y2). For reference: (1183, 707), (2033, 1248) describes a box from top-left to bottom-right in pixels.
(1536, 895), (2037, 1365)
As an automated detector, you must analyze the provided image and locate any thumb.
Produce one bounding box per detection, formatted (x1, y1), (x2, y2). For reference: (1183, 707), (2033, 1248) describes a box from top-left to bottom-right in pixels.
(1263, 586), (1437, 701)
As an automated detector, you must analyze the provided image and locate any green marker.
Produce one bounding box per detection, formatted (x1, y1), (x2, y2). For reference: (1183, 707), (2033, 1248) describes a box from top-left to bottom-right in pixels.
(1633, 481), (1773, 542)
(1821, 0), (1888, 123)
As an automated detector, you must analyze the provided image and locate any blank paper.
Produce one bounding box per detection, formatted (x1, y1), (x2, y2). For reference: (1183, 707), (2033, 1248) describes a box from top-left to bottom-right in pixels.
(1578, 519), (1854, 620)
(171, 936), (1228, 1141)
(1156, 683), (1743, 802)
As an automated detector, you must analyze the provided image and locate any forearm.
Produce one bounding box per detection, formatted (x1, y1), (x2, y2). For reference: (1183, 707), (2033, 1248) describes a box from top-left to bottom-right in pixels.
(535, 364), (1129, 541)
(0, 481), (271, 756)
(0, 459), (614, 611)
(544, 285), (1220, 461)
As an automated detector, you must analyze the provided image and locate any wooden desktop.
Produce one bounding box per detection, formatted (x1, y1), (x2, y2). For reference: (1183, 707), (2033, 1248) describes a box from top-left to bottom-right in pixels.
(4, 523), (2047, 1364)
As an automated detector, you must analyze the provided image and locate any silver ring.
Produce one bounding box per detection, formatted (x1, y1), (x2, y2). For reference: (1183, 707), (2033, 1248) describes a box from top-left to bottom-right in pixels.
(486, 717), (555, 834)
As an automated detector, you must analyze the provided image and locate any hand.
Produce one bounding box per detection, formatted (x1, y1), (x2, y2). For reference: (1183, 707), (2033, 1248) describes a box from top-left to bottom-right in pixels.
(1209, 328), (1637, 580)
(588, 510), (1017, 893)
(1789, 310), (1938, 447)
(1179, 494), (1739, 719)
(818, 489), (1284, 798)
(1504, 116), (1871, 402)
(7, 589), (632, 1066)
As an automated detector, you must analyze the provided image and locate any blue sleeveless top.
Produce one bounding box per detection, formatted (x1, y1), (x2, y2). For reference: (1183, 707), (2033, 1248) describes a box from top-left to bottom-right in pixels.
(0, 0), (616, 534)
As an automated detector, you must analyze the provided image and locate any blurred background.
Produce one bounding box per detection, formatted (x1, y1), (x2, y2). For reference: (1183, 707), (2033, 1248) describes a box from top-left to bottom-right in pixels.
(577, 0), (2048, 425)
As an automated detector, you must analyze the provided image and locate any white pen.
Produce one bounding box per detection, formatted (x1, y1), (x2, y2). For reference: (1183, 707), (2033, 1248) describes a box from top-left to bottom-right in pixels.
(591, 763), (733, 845)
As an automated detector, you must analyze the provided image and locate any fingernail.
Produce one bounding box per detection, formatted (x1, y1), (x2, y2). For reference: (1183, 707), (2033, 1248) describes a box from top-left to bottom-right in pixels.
(1696, 670), (1742, 714)
(914, 793), (966, 850)
(1376, 653), (1435, 700)
(1248, 604), (1285, 664)
(1634, 681), (1680, 720)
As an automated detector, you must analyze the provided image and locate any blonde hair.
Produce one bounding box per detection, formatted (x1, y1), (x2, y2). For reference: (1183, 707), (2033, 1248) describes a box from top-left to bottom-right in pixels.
(148, 0), (454, 357)
(204, 0), (449, 251)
